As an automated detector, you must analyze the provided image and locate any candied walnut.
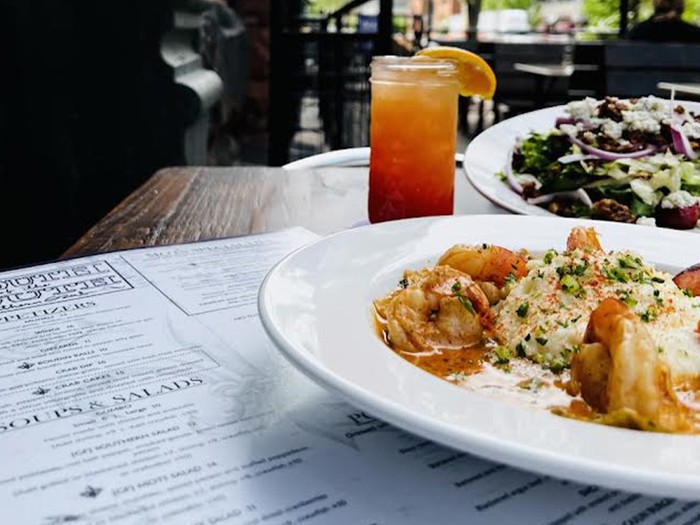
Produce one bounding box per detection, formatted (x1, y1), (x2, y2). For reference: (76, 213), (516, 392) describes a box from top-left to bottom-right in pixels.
(630, 130), (668, 148)
(657, 123), (674, 147)
(591, 199), (635, 223)
(597, 134), (638, 153)
(675, 105), (686, 115)
(597, 96), (624, 122)
(582, 131), (597, 144)
(595, 134), (618, 151)
(625, 130), (648, 147)
(521, 182), (537, 199)
(546, 199), (590, 218)
(547, 200), (564, 215)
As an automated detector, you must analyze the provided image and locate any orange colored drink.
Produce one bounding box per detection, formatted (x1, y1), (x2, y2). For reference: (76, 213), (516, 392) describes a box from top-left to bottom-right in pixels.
(368, 56), (459, 223)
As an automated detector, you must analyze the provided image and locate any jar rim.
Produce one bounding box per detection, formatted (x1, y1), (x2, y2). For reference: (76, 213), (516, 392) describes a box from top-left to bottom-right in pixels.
(371, 55), (457, 73)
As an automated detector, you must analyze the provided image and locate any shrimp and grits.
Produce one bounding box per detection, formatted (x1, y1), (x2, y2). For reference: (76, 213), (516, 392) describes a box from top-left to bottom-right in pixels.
(374, 227), (700, 434)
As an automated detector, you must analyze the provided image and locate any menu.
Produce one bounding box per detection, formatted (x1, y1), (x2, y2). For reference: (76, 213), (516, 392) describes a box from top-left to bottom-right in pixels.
(0, 228), (696, 525)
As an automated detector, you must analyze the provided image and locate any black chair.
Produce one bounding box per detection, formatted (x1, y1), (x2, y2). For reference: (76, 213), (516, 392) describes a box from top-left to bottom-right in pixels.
(604, 42), (700, 98)
(492, 42), (569, 119)
(567, 42), (605, 100)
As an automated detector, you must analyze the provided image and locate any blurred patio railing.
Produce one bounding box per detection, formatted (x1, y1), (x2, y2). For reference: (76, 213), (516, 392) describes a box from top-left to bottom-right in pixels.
(268, 0), (393, 166)
(269, 32), (375, 166)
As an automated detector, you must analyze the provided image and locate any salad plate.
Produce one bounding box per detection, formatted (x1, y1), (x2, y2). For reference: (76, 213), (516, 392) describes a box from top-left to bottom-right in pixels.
(260, 215), (700, 499)
(463, 100), (700, 225)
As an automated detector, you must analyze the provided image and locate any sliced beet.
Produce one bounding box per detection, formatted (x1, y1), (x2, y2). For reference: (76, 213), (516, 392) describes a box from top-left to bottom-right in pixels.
(656, 203), (700, 230)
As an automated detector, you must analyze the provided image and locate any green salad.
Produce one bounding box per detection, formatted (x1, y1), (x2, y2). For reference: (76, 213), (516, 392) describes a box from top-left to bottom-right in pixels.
(502, 96), (700, 229)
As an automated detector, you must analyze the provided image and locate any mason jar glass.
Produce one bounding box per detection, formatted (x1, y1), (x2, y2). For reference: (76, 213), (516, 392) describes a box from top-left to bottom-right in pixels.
(368, 56), (460, 223)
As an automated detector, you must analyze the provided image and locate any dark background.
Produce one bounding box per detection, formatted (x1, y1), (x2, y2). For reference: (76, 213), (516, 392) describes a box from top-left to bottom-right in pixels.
(0, 1), (184, 268)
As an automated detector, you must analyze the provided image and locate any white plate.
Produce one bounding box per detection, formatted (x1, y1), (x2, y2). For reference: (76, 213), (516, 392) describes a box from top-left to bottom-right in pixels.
(259, 215), (700, 499)
(282, 147), (464, 170)
(463, 102), (700, 216)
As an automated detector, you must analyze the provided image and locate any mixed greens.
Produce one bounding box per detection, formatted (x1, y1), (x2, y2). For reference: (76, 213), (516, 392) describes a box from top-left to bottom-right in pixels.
(501, 96), (700, 229)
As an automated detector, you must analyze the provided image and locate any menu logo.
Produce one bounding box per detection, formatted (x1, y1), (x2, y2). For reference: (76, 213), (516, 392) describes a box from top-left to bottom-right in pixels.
(0, 261), (132, 314)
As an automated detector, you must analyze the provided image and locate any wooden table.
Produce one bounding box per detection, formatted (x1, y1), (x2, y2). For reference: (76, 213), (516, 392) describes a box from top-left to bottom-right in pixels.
(64, 166), (505, 258)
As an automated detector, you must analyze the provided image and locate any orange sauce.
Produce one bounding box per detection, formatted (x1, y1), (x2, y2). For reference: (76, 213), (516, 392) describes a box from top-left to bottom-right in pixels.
(375, 313), (575, 412)
(402, 346), (489, 378)
(374, 312), (700, 431)
(562, 398), (597, 420)
(374, 313), (487, 374)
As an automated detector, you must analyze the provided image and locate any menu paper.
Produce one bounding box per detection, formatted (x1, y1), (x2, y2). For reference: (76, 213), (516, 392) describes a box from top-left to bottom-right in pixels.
(0, 228), (696, 525)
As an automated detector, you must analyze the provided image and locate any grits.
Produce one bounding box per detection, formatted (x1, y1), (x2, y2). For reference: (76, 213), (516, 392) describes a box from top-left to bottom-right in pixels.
(495, 248), (700, 381)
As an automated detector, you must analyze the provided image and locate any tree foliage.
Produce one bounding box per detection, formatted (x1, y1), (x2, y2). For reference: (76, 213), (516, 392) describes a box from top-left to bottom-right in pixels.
(304, 0), (348, 15)
(583, 0), (700, 30)
(582, 0), (619, 29)
(682, 0), (700, 22)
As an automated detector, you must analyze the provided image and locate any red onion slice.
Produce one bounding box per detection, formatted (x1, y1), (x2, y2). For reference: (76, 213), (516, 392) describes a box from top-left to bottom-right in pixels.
(504, 149), (523, 195)
(575, 188), (593, 207)
(557, 153), (597, 164)
(671, 125), (686, 155)
(670, 124), (698, 160)
(569, 136), (658, 160)
(527, 189), (592, 207)
(527, 195), (554, 205)
(555, 117), (595, 131)
(555, 117), (576, 127)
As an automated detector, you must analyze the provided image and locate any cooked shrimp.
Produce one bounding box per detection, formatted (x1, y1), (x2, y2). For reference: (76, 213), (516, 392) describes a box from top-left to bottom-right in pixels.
(437, 244), (527, 287)
(568, 298), (690, 433)
(673, 263), (700, 297)
(377, 266), (492, 354)
(374, 268), (449, 319)
(566, 227), (602, 252)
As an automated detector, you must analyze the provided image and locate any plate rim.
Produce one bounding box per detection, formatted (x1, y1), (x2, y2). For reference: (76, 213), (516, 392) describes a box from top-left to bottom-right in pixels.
(258, 214), (700, 499)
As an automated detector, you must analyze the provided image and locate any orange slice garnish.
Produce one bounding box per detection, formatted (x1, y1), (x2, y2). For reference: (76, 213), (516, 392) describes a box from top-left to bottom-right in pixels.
(416, 46), (497, 99)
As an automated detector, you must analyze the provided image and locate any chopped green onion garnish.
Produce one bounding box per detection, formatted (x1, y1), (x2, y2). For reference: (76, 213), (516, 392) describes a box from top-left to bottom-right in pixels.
(516, 302), (529, 318)
(543, 250), (557, 265)
(560, 274), (580, 294)
(493, 345), (513, 365)
(457, 295), (475, 313)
